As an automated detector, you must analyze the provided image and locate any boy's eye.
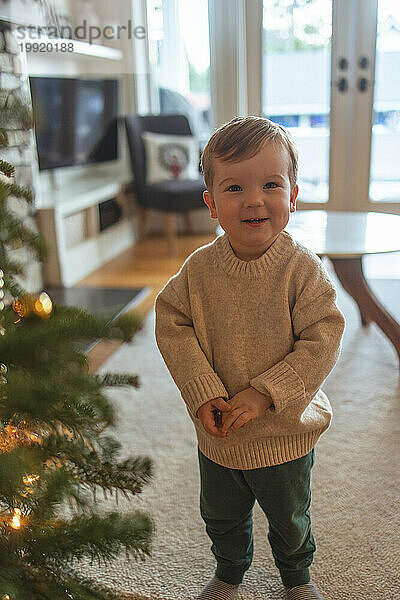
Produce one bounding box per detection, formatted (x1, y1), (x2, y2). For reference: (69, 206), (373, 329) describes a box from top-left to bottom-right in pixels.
(225, 182), (278, 191)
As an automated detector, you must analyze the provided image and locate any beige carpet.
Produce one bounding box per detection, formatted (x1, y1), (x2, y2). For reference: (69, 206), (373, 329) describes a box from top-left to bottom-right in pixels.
(81, 264), (400, 600)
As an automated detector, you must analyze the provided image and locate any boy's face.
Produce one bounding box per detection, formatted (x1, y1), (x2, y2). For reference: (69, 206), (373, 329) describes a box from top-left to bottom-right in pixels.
(203, 142), (298, 261)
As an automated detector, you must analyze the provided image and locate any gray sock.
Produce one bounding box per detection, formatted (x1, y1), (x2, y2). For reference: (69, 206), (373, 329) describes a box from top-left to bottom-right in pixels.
(285, 581), (323, 600)
(196, 575), (240, 600)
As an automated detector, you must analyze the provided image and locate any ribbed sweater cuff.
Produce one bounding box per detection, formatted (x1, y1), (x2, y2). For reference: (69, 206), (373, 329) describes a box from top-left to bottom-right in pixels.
(181, 373), (229, 418)
(250, 361), (305, 414)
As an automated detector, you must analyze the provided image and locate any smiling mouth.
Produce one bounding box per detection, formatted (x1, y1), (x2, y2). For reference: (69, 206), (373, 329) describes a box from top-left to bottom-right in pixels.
(242, 217), (269, 223)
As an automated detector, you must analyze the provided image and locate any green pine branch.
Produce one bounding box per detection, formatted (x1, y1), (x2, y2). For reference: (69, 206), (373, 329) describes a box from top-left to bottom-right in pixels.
(95, 373), (140, 389)
(62, 438), (153, 499)
(2, 305), (142, 369)
(26, 511), (154, 565)
(0, 446), (48, 507)
(0, 431), (153, 515)
(0, 201), (47, 260)
(0, 159), (15, 178)
(0, 181), (33, 203)
(0, 256), (25, 277)
(2, 276), (26, 300)
(0, 512), (154, 600)
(2, 367), (116, 433)
(33, 566), (123, 600)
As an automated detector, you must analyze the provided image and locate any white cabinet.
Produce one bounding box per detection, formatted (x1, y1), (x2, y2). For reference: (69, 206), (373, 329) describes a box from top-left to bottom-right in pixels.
(35, 173), (135, 287)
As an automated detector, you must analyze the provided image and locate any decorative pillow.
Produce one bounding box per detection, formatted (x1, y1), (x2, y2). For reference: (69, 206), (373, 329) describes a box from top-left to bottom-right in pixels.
(141, 131), (199, 184)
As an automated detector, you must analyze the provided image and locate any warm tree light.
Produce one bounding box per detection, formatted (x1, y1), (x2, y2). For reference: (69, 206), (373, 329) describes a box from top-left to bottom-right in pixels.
(10, 508), (21, 530)
(12, 292), (53, 319)
(34, 292), (53, 319)
(0, 422), (40, 453)
(23, 474), (40, 486)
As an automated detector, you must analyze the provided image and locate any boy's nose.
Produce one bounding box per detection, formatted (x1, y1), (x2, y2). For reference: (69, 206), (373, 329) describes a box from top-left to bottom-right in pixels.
(244, 193), (265, 207)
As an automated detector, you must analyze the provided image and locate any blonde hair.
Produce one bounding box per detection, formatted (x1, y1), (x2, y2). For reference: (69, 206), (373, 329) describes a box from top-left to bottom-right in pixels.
(201, 116), (298, 192)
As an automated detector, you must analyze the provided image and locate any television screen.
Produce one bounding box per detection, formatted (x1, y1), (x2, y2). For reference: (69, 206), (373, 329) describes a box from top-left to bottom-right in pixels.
(29, 77), (119, 171)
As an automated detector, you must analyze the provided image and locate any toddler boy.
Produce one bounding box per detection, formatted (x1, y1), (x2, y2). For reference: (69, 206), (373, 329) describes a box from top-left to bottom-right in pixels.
(155, 116), (345, 600)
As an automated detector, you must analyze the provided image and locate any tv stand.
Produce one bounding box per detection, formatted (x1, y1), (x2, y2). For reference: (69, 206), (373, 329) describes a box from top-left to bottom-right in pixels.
(47, 170), (63, 190)
(35, 171), (135, 287)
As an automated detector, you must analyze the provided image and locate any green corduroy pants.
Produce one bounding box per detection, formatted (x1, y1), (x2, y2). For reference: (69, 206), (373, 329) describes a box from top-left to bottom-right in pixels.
(198, 446), (316, 589)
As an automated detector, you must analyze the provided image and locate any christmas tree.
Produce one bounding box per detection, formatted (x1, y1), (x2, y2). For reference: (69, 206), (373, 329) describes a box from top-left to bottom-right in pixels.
(0, 89), (154, 599)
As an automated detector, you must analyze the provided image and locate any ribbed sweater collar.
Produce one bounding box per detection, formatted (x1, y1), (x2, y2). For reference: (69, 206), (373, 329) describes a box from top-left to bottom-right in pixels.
(213, 230), (293, 278)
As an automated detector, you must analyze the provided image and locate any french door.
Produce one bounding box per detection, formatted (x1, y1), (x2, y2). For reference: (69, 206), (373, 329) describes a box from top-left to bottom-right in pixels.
(262, 0), (399, 214)
(139, 0), (399, 215)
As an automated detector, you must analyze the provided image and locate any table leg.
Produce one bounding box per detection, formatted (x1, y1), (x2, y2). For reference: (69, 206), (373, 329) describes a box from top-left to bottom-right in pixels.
(331, 257), (400, 363)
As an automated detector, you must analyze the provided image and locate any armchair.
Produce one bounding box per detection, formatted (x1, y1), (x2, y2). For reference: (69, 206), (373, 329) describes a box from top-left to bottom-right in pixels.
(125, 114), (207, 256)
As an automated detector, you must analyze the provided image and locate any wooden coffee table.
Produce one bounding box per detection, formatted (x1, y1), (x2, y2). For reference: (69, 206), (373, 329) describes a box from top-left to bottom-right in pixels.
(285, 211), (400, 365)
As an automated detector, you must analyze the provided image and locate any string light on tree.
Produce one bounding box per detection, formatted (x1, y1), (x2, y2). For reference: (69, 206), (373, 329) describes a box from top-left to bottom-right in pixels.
(12, 292), (53, 319)
(23, 474), (40, 486)
(0, 421), (39, 453)
(10, 508), (21, 530)
(21, 473), (40, 498)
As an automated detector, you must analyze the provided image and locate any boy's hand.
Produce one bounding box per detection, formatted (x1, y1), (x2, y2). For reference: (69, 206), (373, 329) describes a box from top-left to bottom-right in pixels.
(196, 397), (232, 438)
(220, 387), (273, 434)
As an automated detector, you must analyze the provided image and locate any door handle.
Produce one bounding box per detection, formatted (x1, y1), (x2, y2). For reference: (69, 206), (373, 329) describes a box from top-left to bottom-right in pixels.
(336, 77), (348, 92)
(358, 77), (368, 92)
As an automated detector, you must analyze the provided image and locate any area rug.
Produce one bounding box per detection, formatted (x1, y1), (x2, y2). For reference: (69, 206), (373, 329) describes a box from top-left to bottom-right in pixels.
(79, 267), (400, 600)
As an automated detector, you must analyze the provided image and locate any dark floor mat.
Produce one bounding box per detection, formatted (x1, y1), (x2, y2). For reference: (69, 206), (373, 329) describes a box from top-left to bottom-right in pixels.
(44, 286), (150, 353)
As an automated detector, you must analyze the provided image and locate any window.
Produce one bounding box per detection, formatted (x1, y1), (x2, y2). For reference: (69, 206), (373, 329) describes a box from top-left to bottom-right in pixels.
(146, 0), (211, 145)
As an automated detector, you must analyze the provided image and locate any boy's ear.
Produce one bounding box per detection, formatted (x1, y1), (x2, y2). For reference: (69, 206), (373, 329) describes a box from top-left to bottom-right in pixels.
(290, 185), (298, 213)
(203, 190), (218, 219)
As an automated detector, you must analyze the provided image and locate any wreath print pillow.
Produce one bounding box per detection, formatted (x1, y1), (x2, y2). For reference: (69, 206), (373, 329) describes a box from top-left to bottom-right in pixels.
(141, 131), (199, 183)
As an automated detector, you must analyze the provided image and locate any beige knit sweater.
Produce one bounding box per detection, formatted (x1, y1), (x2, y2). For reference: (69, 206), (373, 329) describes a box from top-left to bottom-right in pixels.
(155, 230), (345, 469)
